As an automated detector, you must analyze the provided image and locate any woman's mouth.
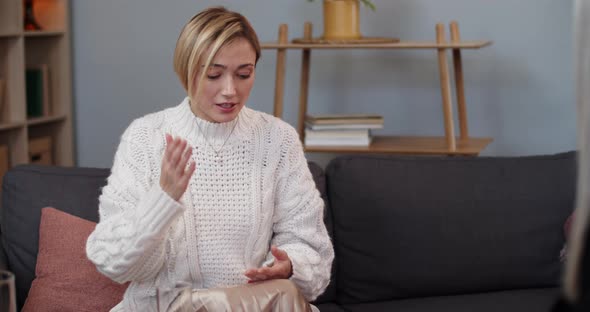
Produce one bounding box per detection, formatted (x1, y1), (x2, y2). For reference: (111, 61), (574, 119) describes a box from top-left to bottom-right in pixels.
(216, 102), (238, 112)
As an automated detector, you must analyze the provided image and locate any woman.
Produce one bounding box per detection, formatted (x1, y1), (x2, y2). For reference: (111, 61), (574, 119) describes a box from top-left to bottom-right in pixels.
(86, 6), (334, 312)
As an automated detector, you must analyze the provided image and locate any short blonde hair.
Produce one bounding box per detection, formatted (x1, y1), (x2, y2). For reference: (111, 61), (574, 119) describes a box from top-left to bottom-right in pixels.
(173, 7), (261, 104)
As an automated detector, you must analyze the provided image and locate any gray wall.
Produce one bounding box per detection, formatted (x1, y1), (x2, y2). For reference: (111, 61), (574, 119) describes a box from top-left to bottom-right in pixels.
(72, 0), (576, 168)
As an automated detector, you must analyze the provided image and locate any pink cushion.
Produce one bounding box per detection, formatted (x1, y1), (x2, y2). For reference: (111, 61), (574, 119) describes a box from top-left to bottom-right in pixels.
(22, 207), (128, 312)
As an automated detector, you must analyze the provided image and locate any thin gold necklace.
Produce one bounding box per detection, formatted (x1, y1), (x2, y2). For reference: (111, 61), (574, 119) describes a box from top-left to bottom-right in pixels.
(195, 115), (239, 162)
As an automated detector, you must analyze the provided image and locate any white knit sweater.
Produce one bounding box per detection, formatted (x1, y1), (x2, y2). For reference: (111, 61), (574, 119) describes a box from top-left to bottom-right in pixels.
(86, 98), (334, 312)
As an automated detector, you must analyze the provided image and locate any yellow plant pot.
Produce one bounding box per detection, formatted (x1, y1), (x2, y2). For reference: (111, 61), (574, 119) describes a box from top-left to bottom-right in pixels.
(323, 0), (361, 40)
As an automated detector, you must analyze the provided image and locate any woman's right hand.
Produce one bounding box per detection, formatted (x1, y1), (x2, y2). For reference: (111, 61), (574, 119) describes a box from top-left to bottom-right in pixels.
(160, 134), (196, 201)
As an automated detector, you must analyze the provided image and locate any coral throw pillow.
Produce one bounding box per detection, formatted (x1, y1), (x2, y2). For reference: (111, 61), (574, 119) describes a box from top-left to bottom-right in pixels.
(22, 207), (128, 312)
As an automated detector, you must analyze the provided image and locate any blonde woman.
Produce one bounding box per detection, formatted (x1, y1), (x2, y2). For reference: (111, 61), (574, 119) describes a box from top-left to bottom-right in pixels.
(553, 0), (590, 310)
(86, 7), (334, 312)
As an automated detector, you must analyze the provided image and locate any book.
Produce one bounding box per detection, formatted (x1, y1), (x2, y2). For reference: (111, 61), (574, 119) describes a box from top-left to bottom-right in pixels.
(305, 122), (383, 131)
(305, 114), (384, 125)
(25, 64), (50, 118)
(305, 128), (369, 139)
(305, 136), (372, 147)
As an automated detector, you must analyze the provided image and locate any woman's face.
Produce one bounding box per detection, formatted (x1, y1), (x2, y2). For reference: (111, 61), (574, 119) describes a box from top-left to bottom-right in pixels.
(191, 37), (256, 123)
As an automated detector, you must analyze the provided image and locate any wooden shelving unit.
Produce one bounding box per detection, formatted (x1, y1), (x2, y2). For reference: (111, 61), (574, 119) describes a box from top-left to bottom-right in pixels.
(0, 0), (74, 177)
(262, 22), (493, 156)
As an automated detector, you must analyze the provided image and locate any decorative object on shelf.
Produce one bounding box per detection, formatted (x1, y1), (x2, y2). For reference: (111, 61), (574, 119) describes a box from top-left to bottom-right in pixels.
(300, 0), (398, 44)
(29, 136), (53, 165)
(323, 0), (361, 40)
(23, 0), (42, 31)
(25, 64), (50, 118)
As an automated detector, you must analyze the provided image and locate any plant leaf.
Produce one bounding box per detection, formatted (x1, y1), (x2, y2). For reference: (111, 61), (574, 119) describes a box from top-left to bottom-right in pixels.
(361, 0), (377, 11)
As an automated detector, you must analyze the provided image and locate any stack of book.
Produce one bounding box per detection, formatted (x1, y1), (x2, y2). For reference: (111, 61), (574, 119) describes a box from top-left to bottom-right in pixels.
(304, 114), (384, 147)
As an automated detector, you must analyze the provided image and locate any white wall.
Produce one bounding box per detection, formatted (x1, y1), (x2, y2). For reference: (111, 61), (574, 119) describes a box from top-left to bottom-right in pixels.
(71, 0), (576, 168)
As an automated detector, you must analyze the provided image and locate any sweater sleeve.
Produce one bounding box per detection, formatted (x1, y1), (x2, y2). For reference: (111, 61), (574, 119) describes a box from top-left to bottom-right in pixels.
(86, 121), (184, 283)
(269, 126), (335, 301)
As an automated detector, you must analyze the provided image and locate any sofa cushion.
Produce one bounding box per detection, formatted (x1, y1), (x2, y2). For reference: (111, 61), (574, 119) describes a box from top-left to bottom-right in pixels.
(1, 165), (110, 309)
(341, 287), (559, 312)
(22, 207), (128, 312)
(326, 152), (575, 303)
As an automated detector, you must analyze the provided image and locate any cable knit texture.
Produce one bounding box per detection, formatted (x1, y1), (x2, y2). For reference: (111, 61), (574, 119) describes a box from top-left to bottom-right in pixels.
(86, 98), (334, 312)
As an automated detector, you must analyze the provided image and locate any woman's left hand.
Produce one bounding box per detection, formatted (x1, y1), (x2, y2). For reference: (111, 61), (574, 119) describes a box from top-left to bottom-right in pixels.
(244, 246), (292, 283)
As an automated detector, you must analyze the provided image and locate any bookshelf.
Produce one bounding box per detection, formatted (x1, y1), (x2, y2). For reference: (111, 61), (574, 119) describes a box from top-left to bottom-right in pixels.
(0, 0), (74, 178)
(262, 22), (493, 156)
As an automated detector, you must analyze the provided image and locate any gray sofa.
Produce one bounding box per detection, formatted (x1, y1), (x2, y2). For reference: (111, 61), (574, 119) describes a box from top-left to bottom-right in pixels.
(0, 152), (575, 311)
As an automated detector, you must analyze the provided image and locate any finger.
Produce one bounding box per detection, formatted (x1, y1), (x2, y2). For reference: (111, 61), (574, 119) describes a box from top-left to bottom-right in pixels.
(179, 161), (196, 187)
(169, 139), (187, 167)
(247, 274), (268, 283)
(271, 246), (289, 261)
(176, 146), (192, 175)
(163, 134), (176, 162)
(244, 269), (258, 279)
(244, 268), (271, 280)
(256, 267), (274, 278)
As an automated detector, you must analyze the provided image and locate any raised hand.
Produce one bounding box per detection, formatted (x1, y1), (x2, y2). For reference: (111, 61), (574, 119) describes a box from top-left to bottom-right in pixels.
(244, 246), (293, 283)
(160, 134), (196, 201)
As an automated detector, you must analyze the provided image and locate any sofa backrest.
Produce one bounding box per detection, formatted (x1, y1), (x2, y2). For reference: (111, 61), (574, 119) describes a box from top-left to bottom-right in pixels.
(0, 162), (333, 309)
(326, 152), (576, 304)
(1, 165), (111, 309)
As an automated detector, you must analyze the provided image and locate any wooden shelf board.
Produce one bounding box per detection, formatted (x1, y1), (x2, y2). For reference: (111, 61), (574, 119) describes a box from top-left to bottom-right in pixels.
(24, 30), (65, 38)
(0, 32), (21, 38)
(304, 136), (493, 155)
(27, 114), (67, 127)
(0, 121), (26, 132)
(261, 40), (492, 50)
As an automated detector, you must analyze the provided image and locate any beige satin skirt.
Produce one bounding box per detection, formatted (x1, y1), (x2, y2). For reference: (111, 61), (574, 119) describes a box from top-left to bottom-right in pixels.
(167, 279), (313, 312)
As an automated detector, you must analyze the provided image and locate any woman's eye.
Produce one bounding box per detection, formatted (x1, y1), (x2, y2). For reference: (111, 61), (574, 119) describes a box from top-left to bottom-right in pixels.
(238, 73), (251, 79)
(207, 74), (221, 80)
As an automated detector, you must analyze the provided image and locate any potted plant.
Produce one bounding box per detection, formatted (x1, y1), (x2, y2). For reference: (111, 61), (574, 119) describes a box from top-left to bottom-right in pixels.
(307, 0), (376, 40)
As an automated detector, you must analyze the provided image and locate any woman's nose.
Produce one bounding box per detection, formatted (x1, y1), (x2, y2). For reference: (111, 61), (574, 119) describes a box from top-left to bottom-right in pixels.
(221, 77), (237, 97)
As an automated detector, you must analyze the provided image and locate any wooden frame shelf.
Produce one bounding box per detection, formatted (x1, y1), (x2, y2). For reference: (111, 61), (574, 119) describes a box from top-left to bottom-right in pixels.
(0, 32), (21, 38)
(24, 30), (65, 37)
(304, 136), (493, 155)
(263, 21), (493, 156)
(0, 122), (25, 132)
(0, 0), (74, 171)
(27, 114), (67, 127)
(261, 40), (492, 50)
